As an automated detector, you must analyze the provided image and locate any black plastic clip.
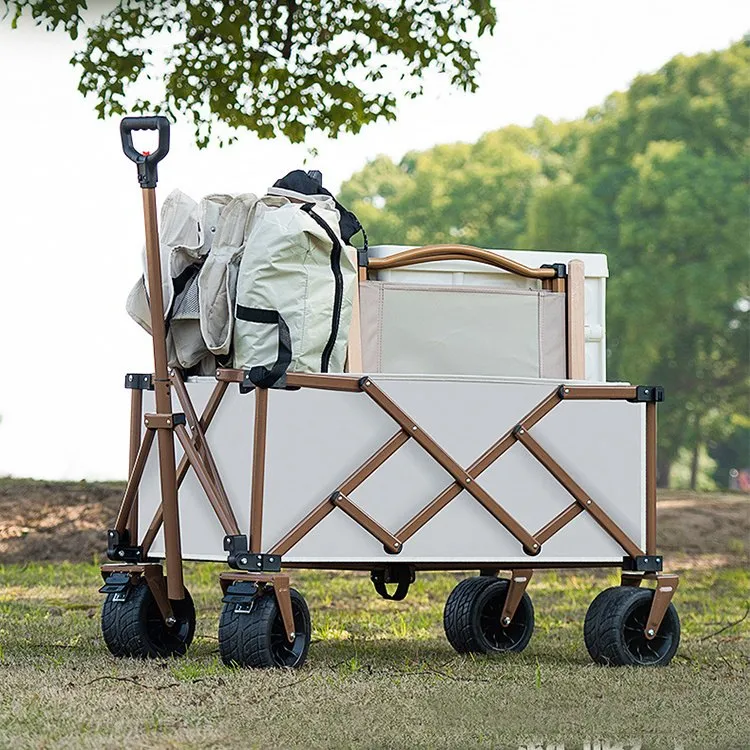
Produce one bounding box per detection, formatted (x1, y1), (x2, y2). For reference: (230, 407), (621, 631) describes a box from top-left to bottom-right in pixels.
(371, 565), (415, 601)
(98, 571), (134, 597)
(623, 555), (663, 572)
(224, 535), (282, 572)
(357, 246), (369, 268)
(221, 579), (260, 606)
(124, 373), (154, 390)
(629, 386), (665, 403)
(541, 262), (567, 278)
(106, 529), (142, 563)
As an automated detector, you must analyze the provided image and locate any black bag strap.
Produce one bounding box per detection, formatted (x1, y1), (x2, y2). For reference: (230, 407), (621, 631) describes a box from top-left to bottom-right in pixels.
(370, 568), (412, 601)
(235, 306), (292, 388)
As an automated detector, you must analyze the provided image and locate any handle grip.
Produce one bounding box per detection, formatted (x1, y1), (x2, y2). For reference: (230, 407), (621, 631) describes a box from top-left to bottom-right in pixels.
(120, 116), (170, 189)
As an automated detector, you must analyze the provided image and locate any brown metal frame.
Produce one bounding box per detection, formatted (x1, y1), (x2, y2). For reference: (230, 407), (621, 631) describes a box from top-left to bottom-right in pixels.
(110, 210), (676, 640)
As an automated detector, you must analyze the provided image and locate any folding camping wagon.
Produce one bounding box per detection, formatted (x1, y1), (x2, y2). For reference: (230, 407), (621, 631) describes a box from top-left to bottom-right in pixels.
(100, 117), (681, 669)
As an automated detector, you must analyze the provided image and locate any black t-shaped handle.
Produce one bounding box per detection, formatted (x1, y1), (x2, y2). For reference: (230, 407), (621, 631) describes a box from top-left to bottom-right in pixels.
(120, 116), (170, 189)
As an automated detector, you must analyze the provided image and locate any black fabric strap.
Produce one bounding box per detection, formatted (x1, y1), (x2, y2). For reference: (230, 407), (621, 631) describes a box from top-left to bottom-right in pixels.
(235, 305), (292, 388)
(370, 570), (411, 601)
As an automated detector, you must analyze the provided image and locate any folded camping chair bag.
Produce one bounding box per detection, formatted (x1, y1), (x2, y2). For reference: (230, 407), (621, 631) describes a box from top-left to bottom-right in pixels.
(233, 171), (360, 388)
(197, 193), (259, 358)
(126, 189), (233, 372)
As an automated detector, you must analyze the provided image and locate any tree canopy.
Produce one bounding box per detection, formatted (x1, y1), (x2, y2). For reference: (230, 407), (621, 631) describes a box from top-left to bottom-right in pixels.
(342, 40), (750, 486)
(3, 0), (496, 146)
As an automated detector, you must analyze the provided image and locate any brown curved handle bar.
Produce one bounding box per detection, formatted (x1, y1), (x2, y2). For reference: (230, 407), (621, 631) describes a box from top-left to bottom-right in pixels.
(368, 244), (557, 280)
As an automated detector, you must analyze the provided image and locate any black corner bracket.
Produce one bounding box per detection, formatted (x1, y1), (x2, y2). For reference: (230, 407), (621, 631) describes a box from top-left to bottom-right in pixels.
(541, 262), (567, 278)
(224, 535), (282, 572)
(125, 373), (154, 390)
(629, 386), (665, 403)
(623, 554), (663, 572)
(106, 529), (142, 563)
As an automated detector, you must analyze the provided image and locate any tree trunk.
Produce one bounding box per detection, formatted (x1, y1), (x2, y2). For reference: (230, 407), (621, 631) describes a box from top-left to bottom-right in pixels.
(656, 454), (672, 489)
(689, 413), (703, 491)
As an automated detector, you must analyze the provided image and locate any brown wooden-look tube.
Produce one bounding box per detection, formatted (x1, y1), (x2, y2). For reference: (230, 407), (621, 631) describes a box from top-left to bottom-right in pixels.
(515, 427), (642, 558)
(566, 259), (586, 379)
(333, 493), (402, 553)
(250, 388), (269, 554)
(174, 424), (239, 535)
(534, 502), (583, 545)
(368, 245), (557, 280)
(361, 379), (540, 552)
(115, 428), (155, 534)
(140, 380), (230, 556)
(171, 373), (238, 532)
(142, 187), (183, 600)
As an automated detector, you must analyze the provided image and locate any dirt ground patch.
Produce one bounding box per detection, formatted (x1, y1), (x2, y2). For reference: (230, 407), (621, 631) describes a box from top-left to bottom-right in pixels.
(0, 478), (747, 566)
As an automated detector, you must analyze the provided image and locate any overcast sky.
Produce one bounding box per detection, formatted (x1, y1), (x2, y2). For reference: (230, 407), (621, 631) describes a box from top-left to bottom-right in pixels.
(0, 0), (747, 480)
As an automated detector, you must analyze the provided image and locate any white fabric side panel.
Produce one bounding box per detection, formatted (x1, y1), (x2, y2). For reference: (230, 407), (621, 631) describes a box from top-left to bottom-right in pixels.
(140, 375), (645, 564)
(539, 292), (566, 378)
(360, 282), (551, 378)
(359, 281), (383, 373)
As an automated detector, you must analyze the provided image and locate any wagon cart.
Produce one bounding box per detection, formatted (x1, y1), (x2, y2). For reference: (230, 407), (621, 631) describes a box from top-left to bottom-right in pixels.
(100, 117), (681, 668)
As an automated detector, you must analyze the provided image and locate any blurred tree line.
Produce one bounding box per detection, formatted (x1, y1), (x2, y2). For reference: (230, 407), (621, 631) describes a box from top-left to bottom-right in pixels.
(341, 40), (749, 488)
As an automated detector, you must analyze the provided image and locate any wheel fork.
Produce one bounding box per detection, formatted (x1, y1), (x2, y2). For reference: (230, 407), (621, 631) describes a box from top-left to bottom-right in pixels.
(620, 570), (679, 639)
(500, 570), (533, 627)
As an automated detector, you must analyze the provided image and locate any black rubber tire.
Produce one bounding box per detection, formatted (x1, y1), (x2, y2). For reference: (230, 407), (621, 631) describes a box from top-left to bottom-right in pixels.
(219, 587), (311, 669)
(585, 586), (680, 666)
(101, 583), (195, 659)
(583, 586), (621, 663)
(444, 576), (534, 655)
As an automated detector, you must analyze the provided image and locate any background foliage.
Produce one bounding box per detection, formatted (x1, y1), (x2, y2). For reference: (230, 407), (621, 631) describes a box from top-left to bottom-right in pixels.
(3, 0), (496, 145)
(341, 40), (750, 487)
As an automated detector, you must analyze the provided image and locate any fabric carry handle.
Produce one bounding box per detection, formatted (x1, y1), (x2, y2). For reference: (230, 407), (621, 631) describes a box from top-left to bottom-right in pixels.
(235, 306), (292, 388)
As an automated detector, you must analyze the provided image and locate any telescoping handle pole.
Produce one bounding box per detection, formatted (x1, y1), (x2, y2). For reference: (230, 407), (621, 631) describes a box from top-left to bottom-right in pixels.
(120, 116), (184, 601)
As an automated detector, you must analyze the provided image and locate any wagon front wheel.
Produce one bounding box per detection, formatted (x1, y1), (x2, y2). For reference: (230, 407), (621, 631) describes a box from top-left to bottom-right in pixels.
(101, 582), (196, 659)
(444, 576), (535, 655)
(219, 587), (311, 669)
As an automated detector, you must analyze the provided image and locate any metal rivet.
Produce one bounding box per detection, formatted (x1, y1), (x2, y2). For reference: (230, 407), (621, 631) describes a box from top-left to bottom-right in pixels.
(647, 628), (655, 637)
(240, 557), (247, 565)
(644, 558), (649, 562)
(502, 616), (511, 626)
(586, 499), (591, 505)
(564, 388), (570, 394)
(365, 381), (371, 387)
(289, 632), (295, 639)
(118, 550), (125, 557)
(411, 425), (417, 431)
(128, 375), (133, 381)
(533, 543), (538, 549)
(269, 557), (274, 562)
(394, 542), (400, 548)
(466, 477), (472, 483)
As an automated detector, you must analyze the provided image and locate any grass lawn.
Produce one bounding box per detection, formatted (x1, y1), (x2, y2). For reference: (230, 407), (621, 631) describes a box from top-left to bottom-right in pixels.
(0, 563), (747, 749)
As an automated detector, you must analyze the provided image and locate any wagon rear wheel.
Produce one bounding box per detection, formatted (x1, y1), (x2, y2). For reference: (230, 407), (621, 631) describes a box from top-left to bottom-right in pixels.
(444, 576), (534, 655)
(584, 586), (680, 666)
